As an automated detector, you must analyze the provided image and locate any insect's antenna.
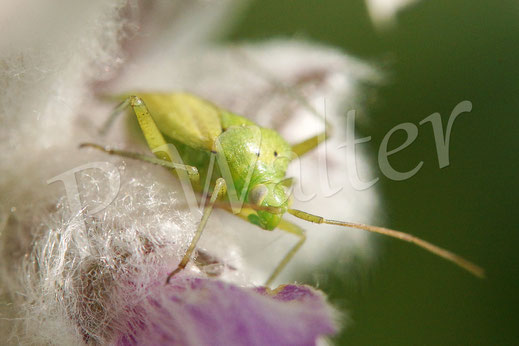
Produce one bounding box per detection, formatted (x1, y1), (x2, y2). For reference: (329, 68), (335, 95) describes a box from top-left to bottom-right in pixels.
(287, 208), (485, 278)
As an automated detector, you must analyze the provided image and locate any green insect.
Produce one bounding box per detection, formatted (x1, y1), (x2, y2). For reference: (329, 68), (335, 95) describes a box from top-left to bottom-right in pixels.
(81, 92), (484, 286)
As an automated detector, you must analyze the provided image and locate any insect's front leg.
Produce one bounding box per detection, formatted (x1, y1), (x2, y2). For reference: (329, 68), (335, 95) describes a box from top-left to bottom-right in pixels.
(266, 219), (306, 287)
(166, 177), (227, 284)
(212, 204), (305, 286)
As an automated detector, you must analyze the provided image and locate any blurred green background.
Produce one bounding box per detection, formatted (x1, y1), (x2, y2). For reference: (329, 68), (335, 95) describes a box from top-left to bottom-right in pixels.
(227, 0), (519, 345)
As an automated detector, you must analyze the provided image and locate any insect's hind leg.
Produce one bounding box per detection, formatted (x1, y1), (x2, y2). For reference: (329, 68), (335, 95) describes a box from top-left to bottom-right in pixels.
(265, 219), (306, 287)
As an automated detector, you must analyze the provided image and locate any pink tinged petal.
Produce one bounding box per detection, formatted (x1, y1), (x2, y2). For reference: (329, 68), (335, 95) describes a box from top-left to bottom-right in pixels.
(116, 278), (338, 346)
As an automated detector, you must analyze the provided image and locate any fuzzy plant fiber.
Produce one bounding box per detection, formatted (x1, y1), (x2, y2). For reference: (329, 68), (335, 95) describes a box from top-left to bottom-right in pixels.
(0, 1), (380, 344)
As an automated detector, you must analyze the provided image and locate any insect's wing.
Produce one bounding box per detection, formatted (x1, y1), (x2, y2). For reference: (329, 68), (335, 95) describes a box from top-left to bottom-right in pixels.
(134, 93), (224, 151)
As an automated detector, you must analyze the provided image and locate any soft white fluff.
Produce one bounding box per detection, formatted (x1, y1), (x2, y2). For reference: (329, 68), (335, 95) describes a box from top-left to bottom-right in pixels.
(0, 1), (379, 344)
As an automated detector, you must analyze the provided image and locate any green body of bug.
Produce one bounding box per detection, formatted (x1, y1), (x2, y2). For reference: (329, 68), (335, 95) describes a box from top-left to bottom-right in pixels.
(134, 92), (293, 231)
(82, 92), (484, 286)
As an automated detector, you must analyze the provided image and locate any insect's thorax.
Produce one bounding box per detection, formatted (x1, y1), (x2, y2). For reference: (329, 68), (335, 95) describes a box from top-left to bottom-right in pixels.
(216, 126), (291, 192)
(169, 118), (292, 231)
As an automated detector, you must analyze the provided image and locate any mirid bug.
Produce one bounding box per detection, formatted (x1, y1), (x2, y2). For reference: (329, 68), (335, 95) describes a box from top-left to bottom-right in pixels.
(81, 92), (484, 286)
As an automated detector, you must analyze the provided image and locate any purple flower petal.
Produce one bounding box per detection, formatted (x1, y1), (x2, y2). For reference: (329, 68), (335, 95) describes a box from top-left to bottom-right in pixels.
(116, 277), (338, 346)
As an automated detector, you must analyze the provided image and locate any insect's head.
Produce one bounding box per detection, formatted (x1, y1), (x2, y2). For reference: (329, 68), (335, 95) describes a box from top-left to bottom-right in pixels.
(246, 181), (291, 230)
(216, 124), (293, 230)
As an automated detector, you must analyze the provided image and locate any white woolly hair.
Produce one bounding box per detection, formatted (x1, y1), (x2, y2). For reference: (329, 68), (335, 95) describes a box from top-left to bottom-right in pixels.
(0, 1), (380, 344)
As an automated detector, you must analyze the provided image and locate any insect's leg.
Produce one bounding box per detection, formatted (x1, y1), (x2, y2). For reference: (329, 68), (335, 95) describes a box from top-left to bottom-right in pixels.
(101, 95), (172, 161)
(99, 97), (131, 136)
(125, 96), (174, 159)
(207, 203), (301, 286)
(265, 219), (306, 287)
(291, 130), (331, 158)
(79, 143), (199, 181)
(166, 177), (227, 284)
(87, 95), (201, 184)
(233, 47), (333, 158)
(125, 96), (204, 185)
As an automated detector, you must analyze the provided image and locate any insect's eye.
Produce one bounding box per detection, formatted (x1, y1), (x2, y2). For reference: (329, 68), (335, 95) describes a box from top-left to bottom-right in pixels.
(274, 151), (278, 157)
(249, 184), (268, 205)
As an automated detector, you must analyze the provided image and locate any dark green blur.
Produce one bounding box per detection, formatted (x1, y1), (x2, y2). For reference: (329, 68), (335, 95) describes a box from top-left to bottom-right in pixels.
(227, 1), (519, 345)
